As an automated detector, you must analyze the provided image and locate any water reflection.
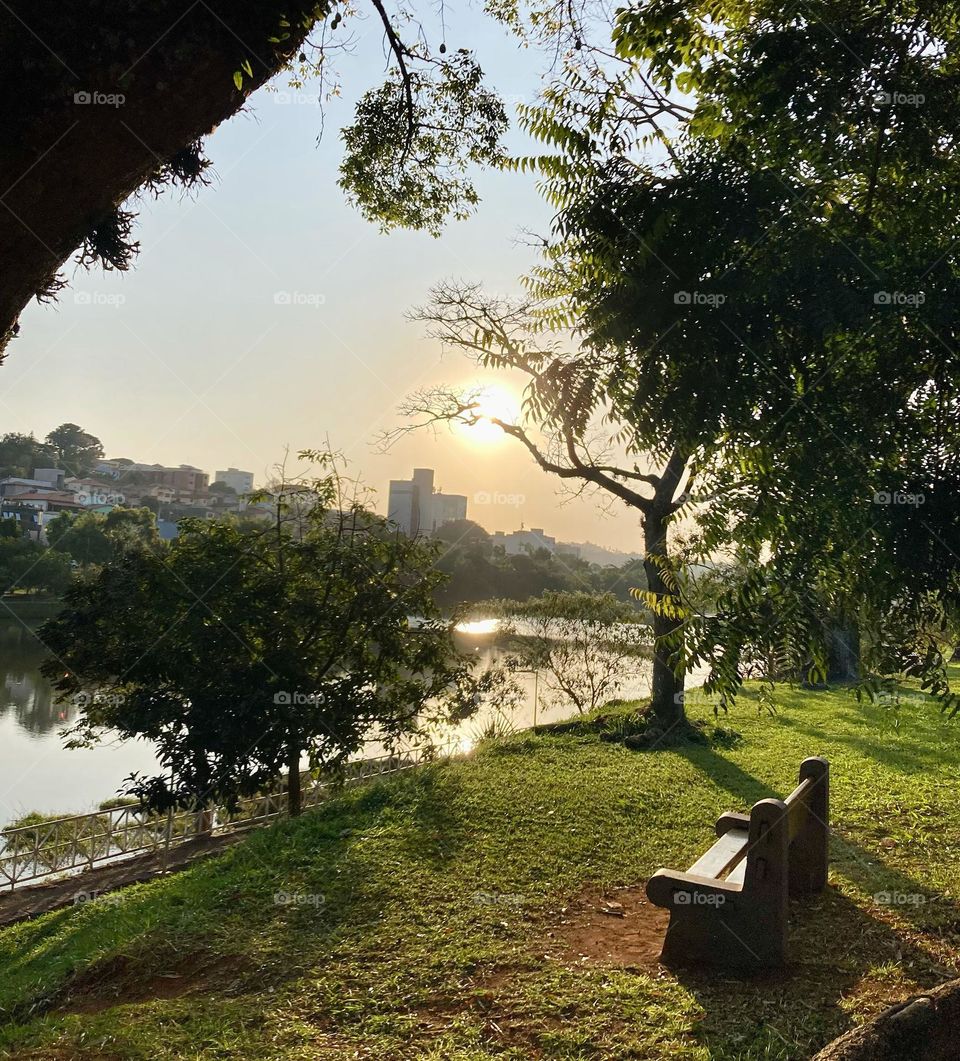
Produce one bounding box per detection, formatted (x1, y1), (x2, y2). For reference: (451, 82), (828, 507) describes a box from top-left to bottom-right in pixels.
(0, 614), (160, 827)
(0, 619), (69, 736)
(0, 611), (697, 827)
(454, 617), (501, 636)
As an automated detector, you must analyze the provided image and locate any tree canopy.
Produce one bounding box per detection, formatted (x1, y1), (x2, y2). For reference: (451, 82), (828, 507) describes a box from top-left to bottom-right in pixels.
(394, 0), (960, 722)
(522, 0), (960, 710)
(0, 0), (587, 357)
(40, 456), (470, 814)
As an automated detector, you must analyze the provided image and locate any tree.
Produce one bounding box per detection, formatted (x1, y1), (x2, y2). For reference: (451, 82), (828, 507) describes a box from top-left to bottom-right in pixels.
(388, 289), (695, 738)
(0, 0), (602, 356)
(517, 0), (960, 710)
(40, 455), (470, 816)
(0, 537), (72, 596)
(497, 591), (649, 715)
(44, 424), (104, 477)
(393, 1), (960, 726)
(0, 432), (54, 478)
(47, 506), (158, 566)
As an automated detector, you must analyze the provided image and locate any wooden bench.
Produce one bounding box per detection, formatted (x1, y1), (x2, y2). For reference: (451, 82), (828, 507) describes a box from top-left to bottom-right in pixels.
(646, 756), (829, 968)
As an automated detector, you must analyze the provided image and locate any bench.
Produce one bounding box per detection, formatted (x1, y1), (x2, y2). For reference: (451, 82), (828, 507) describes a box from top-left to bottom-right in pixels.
(645, 756), (829, 968)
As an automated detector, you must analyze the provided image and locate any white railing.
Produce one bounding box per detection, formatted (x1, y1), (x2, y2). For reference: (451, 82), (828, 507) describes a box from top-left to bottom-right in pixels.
(0, 742), (458, 892)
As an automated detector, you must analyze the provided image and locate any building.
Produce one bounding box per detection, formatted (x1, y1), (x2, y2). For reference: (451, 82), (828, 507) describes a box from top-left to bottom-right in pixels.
(492, 527), (558, 556)
(387, 479), (419, 536)
(33, 469), (66, 489)
(431, 491), (468, 529)
(94, 461), (209, 499)
(64, 477), (125, 505)
(387, 468), (468, 536)
(213, 468), (254, 495)
(0, 469), (66, 500)
(1, 493), (84, 541)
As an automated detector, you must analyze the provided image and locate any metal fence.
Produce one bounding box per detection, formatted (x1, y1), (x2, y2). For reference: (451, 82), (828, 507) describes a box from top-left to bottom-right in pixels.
(0, 742), (457, 892)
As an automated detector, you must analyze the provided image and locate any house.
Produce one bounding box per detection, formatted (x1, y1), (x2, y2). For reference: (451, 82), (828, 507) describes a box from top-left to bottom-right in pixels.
(1, 492), (84, 541)
(492, 527), (558, 556)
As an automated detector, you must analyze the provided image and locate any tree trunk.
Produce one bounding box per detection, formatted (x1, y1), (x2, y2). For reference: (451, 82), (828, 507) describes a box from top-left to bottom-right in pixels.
(826, 623), (860, 683)
(287, 746), (302, 818)
(643, 506), (686, 732)
(0, 2), (316, 356)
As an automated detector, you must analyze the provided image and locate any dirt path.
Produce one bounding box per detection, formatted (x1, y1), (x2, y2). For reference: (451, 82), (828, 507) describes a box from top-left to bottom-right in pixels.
(0, 832), (243, 927)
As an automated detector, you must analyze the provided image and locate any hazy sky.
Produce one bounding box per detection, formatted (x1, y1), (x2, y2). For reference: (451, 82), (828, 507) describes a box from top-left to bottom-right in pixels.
(6, 6), (645, 553)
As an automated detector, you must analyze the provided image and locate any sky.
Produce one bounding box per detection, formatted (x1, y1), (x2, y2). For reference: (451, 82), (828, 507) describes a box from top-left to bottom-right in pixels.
(5, 5), (645, 554)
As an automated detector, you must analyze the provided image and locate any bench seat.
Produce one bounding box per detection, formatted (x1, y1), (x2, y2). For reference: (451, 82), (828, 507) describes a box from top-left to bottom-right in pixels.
(687, 828), (749, 879)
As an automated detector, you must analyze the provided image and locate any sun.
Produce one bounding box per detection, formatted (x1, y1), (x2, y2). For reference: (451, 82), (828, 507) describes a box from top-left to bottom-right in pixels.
(461, 385), (520, 445)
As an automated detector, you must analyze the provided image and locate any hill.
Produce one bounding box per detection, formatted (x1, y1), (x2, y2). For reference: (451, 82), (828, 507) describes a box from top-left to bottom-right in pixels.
(1, 678), (959, 1059)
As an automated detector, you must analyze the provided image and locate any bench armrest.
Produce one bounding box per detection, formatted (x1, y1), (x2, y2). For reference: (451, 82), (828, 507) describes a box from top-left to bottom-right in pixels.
(646, 868), (744, 909)
(715, 811), (751, 836)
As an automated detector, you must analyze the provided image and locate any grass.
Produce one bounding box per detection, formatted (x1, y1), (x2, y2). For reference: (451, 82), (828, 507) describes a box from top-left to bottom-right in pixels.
(1, 675), (960, 1059)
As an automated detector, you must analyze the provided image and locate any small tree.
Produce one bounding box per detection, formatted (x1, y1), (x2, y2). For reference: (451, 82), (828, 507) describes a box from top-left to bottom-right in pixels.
(40, 454), (469, 816)
(47, 507), (159, 566)
(497, 591), (650, 715)
(0, 537), (72, 596)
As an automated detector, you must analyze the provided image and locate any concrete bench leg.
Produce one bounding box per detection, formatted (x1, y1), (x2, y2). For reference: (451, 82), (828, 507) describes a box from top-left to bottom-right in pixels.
(659, 896), (784, 968)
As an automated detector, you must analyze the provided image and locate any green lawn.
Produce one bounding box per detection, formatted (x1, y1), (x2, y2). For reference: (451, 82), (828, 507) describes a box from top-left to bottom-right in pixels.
(1, 677), (959, 1059)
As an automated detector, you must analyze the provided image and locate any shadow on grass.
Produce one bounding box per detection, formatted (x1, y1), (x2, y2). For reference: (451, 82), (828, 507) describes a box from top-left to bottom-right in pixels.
(775, 712), (953, 775)
(676, 887), (955, 1059)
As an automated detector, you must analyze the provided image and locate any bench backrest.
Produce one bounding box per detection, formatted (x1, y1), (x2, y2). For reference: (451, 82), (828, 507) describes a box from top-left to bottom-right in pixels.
(745, 755), (829, 895)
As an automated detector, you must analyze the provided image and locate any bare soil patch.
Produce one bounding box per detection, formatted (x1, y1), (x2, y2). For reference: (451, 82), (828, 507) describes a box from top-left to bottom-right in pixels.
(55, 951), (248, 1016)
(543, 883), (670, 968)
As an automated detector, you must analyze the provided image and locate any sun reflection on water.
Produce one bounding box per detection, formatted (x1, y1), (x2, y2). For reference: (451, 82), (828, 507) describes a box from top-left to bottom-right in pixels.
(454, 618), (500, 636)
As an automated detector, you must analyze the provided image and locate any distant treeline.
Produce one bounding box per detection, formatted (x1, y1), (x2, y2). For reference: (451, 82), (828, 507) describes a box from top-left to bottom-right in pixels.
(431, 520), (646, 609)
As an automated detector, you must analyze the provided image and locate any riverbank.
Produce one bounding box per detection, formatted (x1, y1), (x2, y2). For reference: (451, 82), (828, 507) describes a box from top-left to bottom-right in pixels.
(0, 597), (62, 622)
(1, 676), (959, 1059)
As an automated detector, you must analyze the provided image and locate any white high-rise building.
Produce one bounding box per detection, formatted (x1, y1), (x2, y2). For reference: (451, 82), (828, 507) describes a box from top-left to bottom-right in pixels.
(387, 468), (468, 536)
(214, 468), (254, 495)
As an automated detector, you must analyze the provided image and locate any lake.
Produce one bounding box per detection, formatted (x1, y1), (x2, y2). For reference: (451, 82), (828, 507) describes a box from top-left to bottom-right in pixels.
(0, 614), (685, 828)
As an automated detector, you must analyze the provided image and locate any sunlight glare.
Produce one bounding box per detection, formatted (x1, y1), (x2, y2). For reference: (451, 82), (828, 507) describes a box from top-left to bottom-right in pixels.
(460, 385), (520, 445)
